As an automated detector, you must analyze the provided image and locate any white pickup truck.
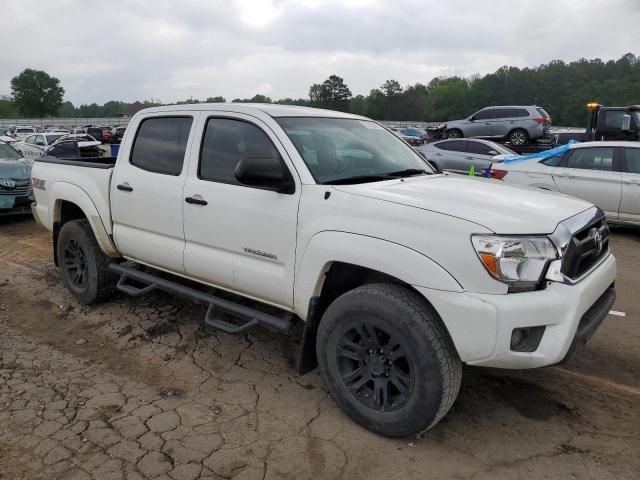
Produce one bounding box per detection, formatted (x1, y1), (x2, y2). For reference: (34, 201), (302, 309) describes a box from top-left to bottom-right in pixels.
(31, 104), (616, 437)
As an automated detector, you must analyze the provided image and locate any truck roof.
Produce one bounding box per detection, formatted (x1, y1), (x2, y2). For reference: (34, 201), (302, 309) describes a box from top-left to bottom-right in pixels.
(132, 103), (367, 120)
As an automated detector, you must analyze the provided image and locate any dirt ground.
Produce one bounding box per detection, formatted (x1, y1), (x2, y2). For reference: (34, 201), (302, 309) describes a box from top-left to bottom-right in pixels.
(0, 216), (638, 480)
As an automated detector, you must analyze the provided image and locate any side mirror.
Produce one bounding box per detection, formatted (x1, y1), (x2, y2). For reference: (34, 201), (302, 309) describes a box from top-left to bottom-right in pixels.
(469, 116), (475, 122)
(622, 114), (632, 131)
(235, 157), (294, 194)
(488, 150), (498, 156)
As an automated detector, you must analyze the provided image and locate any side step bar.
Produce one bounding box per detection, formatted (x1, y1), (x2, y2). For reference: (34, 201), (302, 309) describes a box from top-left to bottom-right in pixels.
(108, 263), (291, 334)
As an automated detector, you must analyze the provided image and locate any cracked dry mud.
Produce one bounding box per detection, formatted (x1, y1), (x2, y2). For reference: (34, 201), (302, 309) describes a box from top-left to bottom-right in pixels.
(1, 216), (639, 480)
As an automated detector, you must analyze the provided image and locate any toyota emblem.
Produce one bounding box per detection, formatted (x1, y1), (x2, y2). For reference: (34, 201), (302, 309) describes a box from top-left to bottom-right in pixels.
(592, 229), (604, 255)
(0, 179), (16, 190)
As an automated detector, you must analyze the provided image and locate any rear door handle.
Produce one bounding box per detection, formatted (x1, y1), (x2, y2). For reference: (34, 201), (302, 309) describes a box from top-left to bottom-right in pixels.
(185, 196), (208, 206)
(116, 183), (133, 192)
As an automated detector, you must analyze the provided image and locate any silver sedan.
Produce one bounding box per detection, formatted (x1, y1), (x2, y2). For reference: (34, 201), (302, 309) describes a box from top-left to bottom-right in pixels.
(419, 138), (518, 174)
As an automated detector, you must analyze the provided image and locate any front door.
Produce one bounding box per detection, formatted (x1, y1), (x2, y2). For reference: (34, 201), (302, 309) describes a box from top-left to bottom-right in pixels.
(111, 115), (196, 273)
(619, 147), (640, 224)
(552, 146), (621, 220)
(183, 114), (300, 308)
(464, 140), (496, 172)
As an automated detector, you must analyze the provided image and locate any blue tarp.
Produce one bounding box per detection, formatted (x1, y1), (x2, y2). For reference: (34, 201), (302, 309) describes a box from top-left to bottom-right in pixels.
(501, 140), (579, 165)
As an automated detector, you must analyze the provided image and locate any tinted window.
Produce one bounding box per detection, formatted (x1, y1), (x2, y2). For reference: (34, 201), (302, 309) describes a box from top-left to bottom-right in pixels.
(566, 147), (614, 171)
(435, 140), (465, 152)
(541, 155), (563, 166)
(17, 128), (33, 134)
(199, 118), (280, 185)
(603, 110), (625, 130)
(47, 142), (78, 158)
(24, 135), (36, 144)
(466, 141), (495, 156)
(623, 148), (640, 174)
(511, 108), (530, 118)
(130, 117), (192, 175)
(472, 109), (492, 120)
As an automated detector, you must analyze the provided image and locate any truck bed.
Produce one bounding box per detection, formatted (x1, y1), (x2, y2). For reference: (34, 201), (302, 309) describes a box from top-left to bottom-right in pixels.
(36, 156), (117, 169)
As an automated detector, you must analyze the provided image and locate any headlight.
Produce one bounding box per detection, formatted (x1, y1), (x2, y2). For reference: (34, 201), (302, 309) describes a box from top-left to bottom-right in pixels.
(472, 235), (558, 292)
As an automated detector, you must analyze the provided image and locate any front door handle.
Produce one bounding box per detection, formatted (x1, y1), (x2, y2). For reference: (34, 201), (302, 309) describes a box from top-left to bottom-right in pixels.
(185, 196), (208, 206)
(117, 183), (133, 192)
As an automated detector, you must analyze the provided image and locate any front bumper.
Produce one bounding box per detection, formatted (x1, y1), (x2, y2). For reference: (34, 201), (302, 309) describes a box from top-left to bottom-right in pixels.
(415, 252), (616, 369)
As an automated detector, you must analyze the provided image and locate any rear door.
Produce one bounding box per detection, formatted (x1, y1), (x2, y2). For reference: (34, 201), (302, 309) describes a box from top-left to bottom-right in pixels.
(111, 114), (197, 273)
(182, 113), (300, 308)
(464, 140), (497, 172)
(619, 147), (640, 224)
(432, 140), (467, 173)
(552, 146), (621, 220)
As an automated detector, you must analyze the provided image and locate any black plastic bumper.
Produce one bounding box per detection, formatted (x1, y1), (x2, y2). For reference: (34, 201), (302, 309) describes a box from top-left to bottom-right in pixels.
(561, 285), (616, 362)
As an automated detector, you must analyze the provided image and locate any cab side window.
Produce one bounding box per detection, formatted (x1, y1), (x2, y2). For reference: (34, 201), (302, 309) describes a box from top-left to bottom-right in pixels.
(199, 118), (281, 186)
(566, 147), (614, 171)
(130, 117), (193, 175)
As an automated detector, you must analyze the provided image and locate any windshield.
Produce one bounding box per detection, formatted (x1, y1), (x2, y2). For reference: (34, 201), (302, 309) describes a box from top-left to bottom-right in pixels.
(0, 143), (23, 160)
(276, 117), (433, 184)
(46, 134), (65, 144)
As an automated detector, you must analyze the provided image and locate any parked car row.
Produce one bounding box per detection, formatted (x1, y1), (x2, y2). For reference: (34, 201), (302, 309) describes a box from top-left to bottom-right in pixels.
(1, 124), (128, 144)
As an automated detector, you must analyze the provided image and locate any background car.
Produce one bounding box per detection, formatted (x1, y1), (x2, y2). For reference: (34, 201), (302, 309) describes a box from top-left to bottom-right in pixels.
(390, 128), (424, 146)
(110, 125), (127, 144)
(0, 141), (32, 216)
(400, 127), (428, 140)
(491, 141), (640, 225)
(12, 125), (37, 141)
(43, 139), (105, 159)
(14, 132), (68, 158)
(419, 138), (518, 174)
(0, 127), (17, 144)
(445, 105), (552, 146)
(86, 126), (105, 143)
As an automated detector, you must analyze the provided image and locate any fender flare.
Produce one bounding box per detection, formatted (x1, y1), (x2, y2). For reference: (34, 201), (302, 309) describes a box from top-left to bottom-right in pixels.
(50, 182), (120, 258)
(293, 231), (462, 318)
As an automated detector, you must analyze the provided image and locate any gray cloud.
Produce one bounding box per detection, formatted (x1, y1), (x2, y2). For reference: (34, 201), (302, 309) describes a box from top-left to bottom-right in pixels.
(1, 0), (638, 105)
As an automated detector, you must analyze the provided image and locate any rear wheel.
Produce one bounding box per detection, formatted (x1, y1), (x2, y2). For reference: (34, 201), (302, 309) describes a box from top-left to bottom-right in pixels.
(57, 219), (117, 305)
(508, 129), (529, 146)
(316, 283), (462, 437)
(447, 129), (463, 139)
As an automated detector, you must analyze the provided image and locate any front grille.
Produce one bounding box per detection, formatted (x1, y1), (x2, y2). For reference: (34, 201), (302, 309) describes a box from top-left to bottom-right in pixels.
(0, 180), (31, 197)
(561, 218), (609, 279)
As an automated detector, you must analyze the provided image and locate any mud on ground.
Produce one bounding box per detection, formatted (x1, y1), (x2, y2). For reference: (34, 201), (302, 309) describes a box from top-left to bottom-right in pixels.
(0, 216), (638, 480)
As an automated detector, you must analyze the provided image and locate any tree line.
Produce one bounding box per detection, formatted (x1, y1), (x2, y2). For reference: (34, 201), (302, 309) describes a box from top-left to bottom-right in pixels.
(2, 53), (639, 126)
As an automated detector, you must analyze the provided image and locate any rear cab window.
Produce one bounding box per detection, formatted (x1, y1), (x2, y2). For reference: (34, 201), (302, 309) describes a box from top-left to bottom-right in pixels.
(130, 117), (193, 175)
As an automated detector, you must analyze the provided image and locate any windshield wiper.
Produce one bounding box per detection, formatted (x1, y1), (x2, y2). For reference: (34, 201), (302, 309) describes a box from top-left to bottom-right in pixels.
(323, 175), (398, 185)
(384, 168), (430, 177)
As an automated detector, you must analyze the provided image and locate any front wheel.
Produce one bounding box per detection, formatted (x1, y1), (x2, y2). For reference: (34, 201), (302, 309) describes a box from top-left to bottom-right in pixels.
(447, 129), (463, 139)
(57, 219), (118, 305)
(316, 284), (462, 437)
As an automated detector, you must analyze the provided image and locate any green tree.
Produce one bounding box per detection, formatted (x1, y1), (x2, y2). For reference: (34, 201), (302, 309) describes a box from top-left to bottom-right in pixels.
(381, 79), (403, 97)
(205, 96), (226, 103)
(10, 69), (65, 117)
(309, 75), (352, 112)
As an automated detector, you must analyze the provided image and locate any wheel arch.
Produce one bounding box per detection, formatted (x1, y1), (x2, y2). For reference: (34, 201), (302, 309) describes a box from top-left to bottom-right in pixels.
(294, 231), (462, 373)
(50, 184), (120, 265)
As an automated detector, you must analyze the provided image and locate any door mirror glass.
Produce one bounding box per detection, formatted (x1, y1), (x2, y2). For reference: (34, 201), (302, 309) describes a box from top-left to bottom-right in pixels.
(622, 114), (632, 131)
(235, 157), (293, 193)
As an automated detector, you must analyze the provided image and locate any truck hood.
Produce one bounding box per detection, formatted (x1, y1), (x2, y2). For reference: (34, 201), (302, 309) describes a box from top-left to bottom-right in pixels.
(0, 158), (32, 180)
(334, 174), (591, 234)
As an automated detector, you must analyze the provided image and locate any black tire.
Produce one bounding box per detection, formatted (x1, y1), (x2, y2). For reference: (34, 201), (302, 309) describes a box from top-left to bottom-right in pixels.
(508, 129), (529, 146)
(316, 283), (462, 437)
(57, 219), (117, 305)
(446, 129), (463, 139)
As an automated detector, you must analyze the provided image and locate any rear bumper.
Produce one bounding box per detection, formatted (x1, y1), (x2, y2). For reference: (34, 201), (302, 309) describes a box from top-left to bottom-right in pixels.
(416, 252), (616, 369)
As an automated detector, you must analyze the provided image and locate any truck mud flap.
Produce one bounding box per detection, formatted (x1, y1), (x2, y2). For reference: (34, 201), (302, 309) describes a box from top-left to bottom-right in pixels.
(109, 263), (291, 334)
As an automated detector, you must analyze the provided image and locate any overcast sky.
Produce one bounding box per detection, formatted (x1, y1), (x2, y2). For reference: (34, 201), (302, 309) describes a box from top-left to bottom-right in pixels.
(1, 0), (638, 105)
